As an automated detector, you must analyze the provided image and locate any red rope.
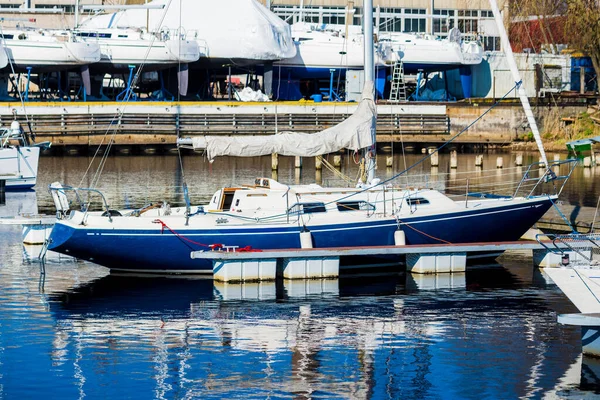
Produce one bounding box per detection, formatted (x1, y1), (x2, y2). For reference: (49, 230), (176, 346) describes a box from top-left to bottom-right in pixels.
(153, 219), (212, 248)
(153, 219), (261, 252)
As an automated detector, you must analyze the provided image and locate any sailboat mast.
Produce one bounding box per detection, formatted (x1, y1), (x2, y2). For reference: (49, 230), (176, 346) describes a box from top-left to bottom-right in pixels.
(363, 0), (376, 183)
(363, 0), (374, 82)
(489, 0), (548, 167)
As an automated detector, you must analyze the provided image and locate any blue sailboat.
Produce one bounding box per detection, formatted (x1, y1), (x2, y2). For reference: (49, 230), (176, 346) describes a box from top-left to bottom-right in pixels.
(46, 0), (570, 274)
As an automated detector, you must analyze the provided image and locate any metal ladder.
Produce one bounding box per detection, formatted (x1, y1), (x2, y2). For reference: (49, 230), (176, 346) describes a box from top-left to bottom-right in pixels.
(389, 60), (407, 102)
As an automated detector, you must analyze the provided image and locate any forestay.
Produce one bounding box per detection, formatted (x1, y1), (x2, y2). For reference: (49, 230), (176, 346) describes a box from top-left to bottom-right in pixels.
(188, 81), (376, 161)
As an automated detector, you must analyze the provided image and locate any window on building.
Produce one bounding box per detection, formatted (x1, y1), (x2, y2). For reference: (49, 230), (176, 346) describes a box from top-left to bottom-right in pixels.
(0, 4), (20, 8)
(404, 8), (426, 33)
(480, 10), (494, 18)
(457, 9), (478, 33)
(433, 9), (455, 35)
(35, 4), (75, 13)
(378, 7), (402, 32)
(483, 36), (501, 51)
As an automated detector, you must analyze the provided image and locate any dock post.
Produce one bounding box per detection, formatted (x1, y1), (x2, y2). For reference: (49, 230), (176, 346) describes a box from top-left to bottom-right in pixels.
(0, 179), (4, 205)
(386, 156), (393, 168)
(295, 156), (303, 169)
(475, 154), (483, 167)
(430, 150), (439, 167)
(315, 155), (323, 170)
(515, 153), (523, 166)
(553, 154), (561, 162)
(496, 156), (504, 168)
(584, 156), (592, 168)
(271, 153), (279, 171)
(450, 150), (458, 169)
(539, 157), (546, 168)
(333, 155), (342, 168)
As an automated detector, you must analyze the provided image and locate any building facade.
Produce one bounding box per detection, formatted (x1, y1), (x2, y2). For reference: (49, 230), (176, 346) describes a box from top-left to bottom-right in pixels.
(261, 0), (507, 51)
(0, 1), (507, 51)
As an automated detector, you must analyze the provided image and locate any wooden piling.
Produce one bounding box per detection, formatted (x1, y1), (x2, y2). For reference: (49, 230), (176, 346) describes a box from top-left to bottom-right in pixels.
(450, 150), (458, 169)
(271, 153), (279, 170)
(333, 155), (342, 168)
(295, 156), (303, 169)
(475, 154), (483, 167)
(386, 156), (393, 168)
(430, 151), (439, 167)
(496, 157), (504, 168)
(315, 155), (323, 170)
(515, 153), (523, 166)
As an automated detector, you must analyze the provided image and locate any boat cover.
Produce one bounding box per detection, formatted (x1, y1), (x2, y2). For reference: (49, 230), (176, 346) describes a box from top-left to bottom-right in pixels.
(191, 81), (376, 160)
(80, 0), (296, 61)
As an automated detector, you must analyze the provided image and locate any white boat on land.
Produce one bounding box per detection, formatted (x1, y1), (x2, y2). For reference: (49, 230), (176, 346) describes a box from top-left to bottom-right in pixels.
(0, 27), (101, 72)
(277, 22), (397, 71)
(78, 0), (296, 67)
(0, 120), (50, 190)
(380, 27), (484, 74)
(74, 27), (201, 71)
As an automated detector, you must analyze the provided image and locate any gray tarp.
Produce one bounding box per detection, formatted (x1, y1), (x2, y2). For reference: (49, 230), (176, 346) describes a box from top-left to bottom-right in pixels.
(190, 82), (376, 161)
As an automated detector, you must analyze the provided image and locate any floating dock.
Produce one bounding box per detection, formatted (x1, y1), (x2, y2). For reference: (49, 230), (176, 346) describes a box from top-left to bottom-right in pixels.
(191, 240), (580, 282)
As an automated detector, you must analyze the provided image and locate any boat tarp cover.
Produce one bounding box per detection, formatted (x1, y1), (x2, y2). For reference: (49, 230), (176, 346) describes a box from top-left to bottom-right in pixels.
(192, 82), (376, 160)
(80, 0), (296, 61)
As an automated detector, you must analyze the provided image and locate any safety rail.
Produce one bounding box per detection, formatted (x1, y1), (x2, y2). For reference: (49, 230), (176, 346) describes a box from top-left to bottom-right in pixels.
(512, 159), (578, 199)
(536, 233), (600, 264)
(48, 184), (114, 222)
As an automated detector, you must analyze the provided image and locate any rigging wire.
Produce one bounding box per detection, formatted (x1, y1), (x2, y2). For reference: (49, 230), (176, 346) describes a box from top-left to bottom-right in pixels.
(81, 0), (174, 195)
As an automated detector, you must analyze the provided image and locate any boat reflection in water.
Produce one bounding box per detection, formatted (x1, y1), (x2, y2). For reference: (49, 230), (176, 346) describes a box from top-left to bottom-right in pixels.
(43, 265), (589, 399)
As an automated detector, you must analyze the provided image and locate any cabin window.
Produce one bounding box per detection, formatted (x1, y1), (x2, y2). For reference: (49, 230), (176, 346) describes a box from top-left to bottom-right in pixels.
(77, 32), (112, 39)
(235, 199), (240, 206)
(406, 197), (430, 206)
(289, 203), (327, 215)
(220, 192), (235, 211)
(336, 201), (375, 212)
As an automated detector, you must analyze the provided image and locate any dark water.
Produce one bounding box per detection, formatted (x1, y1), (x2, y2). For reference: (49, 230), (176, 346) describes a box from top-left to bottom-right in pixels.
(0, 152), (599, 398)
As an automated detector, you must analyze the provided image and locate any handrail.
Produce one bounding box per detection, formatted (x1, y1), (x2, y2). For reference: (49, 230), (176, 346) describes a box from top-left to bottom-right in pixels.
(48, 184), (114, 222)
(536, 232), (600, 263)
(512, 159), (578, 199)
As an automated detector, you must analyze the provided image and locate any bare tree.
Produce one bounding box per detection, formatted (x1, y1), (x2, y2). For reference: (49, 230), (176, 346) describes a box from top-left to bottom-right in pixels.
(565, 0), (600, 80)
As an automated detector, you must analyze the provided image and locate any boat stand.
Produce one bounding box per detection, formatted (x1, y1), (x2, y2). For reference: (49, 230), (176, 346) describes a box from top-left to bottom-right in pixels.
(116, 65), (138, 102)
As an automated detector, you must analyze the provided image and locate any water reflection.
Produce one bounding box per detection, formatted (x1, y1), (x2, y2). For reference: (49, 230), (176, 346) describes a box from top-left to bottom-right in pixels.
(31, 152), (600, 214)
(33, 265), (583, 399)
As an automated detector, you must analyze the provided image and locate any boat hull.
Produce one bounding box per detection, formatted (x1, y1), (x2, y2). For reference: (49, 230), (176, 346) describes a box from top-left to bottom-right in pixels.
(0, 146), (40, 190)
(48, 197), (554, 274)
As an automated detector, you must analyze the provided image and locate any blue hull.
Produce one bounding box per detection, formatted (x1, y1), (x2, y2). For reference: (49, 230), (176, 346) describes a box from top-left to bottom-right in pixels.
(48, 198), (553, 273)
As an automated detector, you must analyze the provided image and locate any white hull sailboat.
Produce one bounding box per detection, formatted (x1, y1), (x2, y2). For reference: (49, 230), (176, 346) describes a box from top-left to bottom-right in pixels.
(74, 27), (201, 70)
(78, 0), (296, 67)
(0, 28), (101, 72)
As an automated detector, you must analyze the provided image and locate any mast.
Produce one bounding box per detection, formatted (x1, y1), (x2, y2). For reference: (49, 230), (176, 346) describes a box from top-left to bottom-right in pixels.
(489, 0), (548, 168)
(363, 0), (376, 183)
(75, 0), (80, 28)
